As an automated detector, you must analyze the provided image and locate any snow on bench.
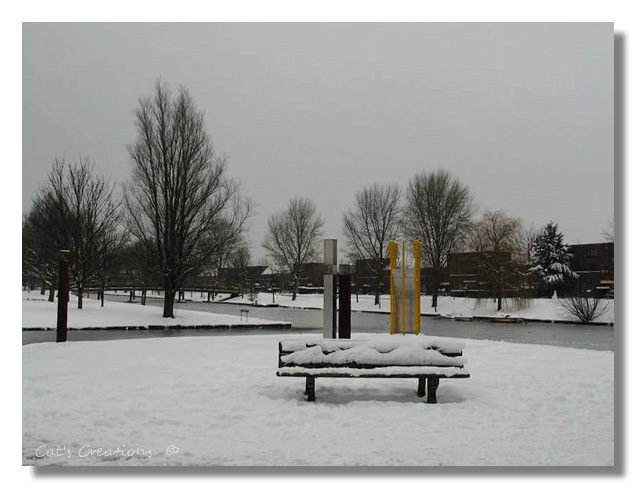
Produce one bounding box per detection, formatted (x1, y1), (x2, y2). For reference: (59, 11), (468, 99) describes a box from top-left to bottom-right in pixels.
(276, 337), (470, 403)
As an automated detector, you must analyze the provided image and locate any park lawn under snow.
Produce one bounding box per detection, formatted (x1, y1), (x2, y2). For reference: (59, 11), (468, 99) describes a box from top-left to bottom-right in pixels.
(104, 289), (233, 303)
(22, 333), (613, 466)
(227, 293), (615, 324)
(98, 289), (614, 323)
(21, 293), (288, 330)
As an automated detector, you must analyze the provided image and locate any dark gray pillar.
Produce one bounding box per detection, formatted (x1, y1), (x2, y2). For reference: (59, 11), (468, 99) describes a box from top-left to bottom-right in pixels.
(338, 264), (351, 339)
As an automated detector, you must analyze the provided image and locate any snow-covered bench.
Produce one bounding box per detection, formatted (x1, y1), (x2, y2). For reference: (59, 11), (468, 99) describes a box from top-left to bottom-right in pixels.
(276, 337), (469, 403)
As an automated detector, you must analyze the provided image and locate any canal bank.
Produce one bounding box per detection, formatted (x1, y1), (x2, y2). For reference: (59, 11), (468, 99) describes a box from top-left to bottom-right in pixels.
(23, 294), (615, 351)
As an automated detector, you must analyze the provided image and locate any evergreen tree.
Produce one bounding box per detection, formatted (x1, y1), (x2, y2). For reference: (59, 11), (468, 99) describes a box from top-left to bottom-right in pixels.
(529, 222), (577, 288)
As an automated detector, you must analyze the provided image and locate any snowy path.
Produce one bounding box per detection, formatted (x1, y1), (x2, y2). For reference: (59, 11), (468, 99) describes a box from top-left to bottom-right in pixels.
(23, 333), (613, 466)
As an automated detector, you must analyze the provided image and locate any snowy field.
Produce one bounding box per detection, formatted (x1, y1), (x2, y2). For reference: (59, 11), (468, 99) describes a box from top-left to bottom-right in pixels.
(22, 333), (614, 466)
(22, 292), (289, 330)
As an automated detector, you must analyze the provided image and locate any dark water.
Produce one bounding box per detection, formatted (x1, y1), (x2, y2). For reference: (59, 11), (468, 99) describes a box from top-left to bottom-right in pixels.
(22, 295), (614, 351)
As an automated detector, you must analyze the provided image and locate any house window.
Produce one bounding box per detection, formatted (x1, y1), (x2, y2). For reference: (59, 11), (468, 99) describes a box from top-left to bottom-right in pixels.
(586, 248), (598, 258)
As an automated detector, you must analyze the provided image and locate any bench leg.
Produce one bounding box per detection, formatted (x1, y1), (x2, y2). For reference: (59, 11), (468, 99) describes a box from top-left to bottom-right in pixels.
(304, 376), (315, 402)
(417, 377), (426, 397)
(426, 377), (439, 404)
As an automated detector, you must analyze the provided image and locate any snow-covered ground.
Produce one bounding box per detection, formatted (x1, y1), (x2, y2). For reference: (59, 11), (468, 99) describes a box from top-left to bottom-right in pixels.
(58, 288), (614, 323)
(21, 292), (289, 330)
(104, 289), (233, 303)
(226, 293), (615, 324)
(22, 333), (613, 466)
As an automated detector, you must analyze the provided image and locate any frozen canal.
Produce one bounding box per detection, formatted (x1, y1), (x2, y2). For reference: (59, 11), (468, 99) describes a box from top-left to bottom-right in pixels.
(22, 295), (615, 351)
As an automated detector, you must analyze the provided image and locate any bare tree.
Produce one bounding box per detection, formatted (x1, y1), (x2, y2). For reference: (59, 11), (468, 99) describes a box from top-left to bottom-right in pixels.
(470, 210), (522, 311)
(263, 197), (324, 301)
(23, 209), (59, 302)
(519, 223), (539, 264)
(210, 232), (241, 296)
(403, 169), (474, 309)
(230, 242), (251, 296)
(125, 81), (252, 318)
(65, 159), (124, 308)
(342, 183), (401, 306)
(115, 240), (157, 302)
(25, 157), (123, 308)
(260, 257), (280, 303)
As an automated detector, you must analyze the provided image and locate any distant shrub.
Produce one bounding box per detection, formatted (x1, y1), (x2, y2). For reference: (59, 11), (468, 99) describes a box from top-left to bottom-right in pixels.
(559, 295), (609, 323)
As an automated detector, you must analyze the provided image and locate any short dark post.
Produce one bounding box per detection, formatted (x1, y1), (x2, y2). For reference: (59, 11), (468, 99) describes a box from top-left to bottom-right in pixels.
(426, 377), (439, 404)
(304, 376), (316, 402)
(338, 264), (351, 339)
(56, 250), (70, 342)
(417, 377), (426, 397)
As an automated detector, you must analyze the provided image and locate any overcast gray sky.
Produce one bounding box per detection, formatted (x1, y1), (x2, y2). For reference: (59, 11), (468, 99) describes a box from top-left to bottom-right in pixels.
(23, 23), (614, 261)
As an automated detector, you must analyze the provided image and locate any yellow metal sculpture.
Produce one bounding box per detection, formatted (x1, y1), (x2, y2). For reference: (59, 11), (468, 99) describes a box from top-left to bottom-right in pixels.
(389, 240), (422, 335)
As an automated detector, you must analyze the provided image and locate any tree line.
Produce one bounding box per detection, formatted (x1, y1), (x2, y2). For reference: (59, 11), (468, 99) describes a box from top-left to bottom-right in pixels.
(24, 81), (252, 318)
(23, 80), (612, 317)
(266, 172), (595, 312)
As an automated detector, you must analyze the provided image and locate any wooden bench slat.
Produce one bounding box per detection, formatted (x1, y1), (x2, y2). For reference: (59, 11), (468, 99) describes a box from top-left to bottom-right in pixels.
(277, 366), (470, 378)
(278, 361), (465, 370)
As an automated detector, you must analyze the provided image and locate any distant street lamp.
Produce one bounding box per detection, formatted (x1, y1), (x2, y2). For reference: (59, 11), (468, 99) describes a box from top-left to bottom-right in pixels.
(56, 250), (70, 342)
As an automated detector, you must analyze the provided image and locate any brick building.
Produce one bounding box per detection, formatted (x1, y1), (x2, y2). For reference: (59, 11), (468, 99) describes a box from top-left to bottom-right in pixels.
(569, 242), (614, 297)
(256, 243), (614, 299)
(299, 262), (328, 287)
(353, 258), (390, 295)
(446, 251), (533, 297)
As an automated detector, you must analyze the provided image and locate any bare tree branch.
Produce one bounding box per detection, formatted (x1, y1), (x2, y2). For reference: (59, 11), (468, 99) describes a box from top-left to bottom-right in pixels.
(23, 157), (124, 308)
(262, 198), (324, 300)
(342, 183), (401, 305)
(125, 80), (252, 317)
(470, 210), (522, 311)
(403, 169), (474, 308)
